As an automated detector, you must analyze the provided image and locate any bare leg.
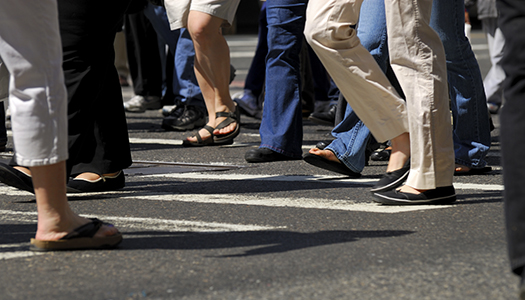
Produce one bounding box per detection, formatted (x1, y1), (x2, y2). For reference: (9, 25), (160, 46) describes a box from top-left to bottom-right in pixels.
(30, 161), (118, 241)
(186, 11), (237, 142)
(387, 132), (410, 172)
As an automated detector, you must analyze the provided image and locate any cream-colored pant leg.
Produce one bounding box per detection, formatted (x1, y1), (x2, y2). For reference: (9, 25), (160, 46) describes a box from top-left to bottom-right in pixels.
(0, 0), (68, 167)
(386, 0), (454, 189)
(304, 0), (409, 143)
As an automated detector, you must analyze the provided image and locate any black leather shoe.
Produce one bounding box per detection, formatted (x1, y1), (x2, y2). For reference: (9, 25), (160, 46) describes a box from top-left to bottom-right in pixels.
(370, 147), (391, 161)
(67, 171), (125, 193)
(0, 163), (34, 193)
(308, 104), (336, 126)
(370, 161), (410, 193)
(372, 185), (456, 205)
(162, 105), (206, 131)
(245, 148), (302, 163)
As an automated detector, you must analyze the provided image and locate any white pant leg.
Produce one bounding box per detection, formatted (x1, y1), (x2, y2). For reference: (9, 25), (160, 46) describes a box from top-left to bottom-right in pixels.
(304, 0), (409, 143)
(385, 0), (454, 189)
(482, 18), (506, 105)
(0, 0), (68, 167)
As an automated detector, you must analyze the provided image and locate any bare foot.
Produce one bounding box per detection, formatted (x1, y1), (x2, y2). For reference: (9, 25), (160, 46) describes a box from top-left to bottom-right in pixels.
(397, 185), (428, 194)
(309, 148), (341, 163)
(35, 213), (119, 241)
(14, 166), (31, 176)
(74, 171), (120, 181)
(213, 119), (237, 136)
(454, 164), (471, 173)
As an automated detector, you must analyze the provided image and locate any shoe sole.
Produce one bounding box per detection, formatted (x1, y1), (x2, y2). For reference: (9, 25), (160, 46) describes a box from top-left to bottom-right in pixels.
(30, 233), (123, 252)
(303, 153), (361, 178)
(372, 192), (456, 205)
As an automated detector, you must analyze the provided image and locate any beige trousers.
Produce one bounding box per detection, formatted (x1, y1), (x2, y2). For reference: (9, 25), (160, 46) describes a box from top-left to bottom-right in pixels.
(304, 0), (454, 189)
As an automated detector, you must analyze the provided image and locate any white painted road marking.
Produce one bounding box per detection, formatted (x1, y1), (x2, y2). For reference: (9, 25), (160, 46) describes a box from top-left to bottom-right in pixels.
(121, 193), (453, 213)
(0, 209), (283, 261)
(145, 172), (504, 191)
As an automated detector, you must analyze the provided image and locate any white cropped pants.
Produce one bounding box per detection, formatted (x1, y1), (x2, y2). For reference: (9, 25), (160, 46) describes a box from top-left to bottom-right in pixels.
(0, 0), (68, 167)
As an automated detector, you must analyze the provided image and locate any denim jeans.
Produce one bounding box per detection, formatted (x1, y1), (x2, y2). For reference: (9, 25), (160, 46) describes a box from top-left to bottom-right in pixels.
(327, 0), (490, 173)
(326, 0), (387, 173)
(259, 0), (308, 158)
(430, 0), (491, 169)
(144, 4), (204, 107)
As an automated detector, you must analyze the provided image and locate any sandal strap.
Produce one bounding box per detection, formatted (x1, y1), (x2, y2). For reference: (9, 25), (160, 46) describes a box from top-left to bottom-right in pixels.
(215, 111), (236, 119)
(196, 125), (215, 143)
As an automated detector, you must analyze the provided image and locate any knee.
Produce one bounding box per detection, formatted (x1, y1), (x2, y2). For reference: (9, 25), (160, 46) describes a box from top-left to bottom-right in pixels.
(305, 20), (359, 52)
(187, 19), (216, 46)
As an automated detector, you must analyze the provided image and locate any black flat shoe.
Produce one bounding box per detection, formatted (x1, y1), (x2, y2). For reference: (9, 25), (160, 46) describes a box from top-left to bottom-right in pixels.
(303, 153), (361, 178)
(67, 171), (125, 193)
(372, 185), (456, 205)
(370, 161), (410, 192)
(245, 148), (302, 163)
(0, 163), (34, 193)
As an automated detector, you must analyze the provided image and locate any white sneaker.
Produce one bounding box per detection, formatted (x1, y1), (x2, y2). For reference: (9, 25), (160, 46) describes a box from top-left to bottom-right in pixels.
(233, 90), (260, 117)
(124, 95), (161, 113)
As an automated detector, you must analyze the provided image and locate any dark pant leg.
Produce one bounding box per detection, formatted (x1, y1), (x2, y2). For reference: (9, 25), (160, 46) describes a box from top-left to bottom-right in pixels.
(58, 0), (132, 176)
(244, 2), (267, 98)
(0, 102), (6, 149)
(125, 10), (163, 97)
(498, 0), (525, 275)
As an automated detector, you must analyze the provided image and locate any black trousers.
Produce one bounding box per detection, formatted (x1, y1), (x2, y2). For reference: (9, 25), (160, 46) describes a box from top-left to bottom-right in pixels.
(499, 0), (525, 275)
(125, 9), (163, 98)
(58, 0), (133, 176)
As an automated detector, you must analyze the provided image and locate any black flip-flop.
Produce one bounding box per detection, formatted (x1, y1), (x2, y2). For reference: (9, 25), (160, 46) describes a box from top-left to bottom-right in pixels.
(454, 166), (492, 176)
(0, 162), (34, 193)
(30, 218), (123, 251)
(303, 153), (361, 178)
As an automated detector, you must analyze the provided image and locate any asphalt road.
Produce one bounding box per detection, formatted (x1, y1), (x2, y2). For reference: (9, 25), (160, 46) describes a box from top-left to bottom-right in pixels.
(0, 31), (513, 300)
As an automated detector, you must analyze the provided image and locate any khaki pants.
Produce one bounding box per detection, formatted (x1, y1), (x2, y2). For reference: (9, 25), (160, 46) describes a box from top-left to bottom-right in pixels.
(304, 0), (454, 189)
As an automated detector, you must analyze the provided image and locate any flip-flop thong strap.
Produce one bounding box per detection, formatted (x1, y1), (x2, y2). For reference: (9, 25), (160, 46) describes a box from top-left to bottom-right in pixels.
(61, 218), (103, 240)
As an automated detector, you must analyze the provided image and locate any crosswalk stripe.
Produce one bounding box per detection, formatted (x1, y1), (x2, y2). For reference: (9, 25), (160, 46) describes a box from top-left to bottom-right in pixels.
(0, 209), (281, 261)
(0, 210), (282, 233)
(122, 193), (453, 213)
(145, 173), (504, 191)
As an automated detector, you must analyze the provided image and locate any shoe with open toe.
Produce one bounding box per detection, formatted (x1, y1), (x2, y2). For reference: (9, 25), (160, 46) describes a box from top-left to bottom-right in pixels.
(30, 218), (123, 251)
(213, 106), (240, 144)
(303, 153), (361, 178)
(182, 125), (221, 147)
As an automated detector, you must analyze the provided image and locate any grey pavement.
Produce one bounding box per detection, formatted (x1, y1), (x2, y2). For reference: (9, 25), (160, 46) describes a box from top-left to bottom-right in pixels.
(0, 31), (514, 300)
